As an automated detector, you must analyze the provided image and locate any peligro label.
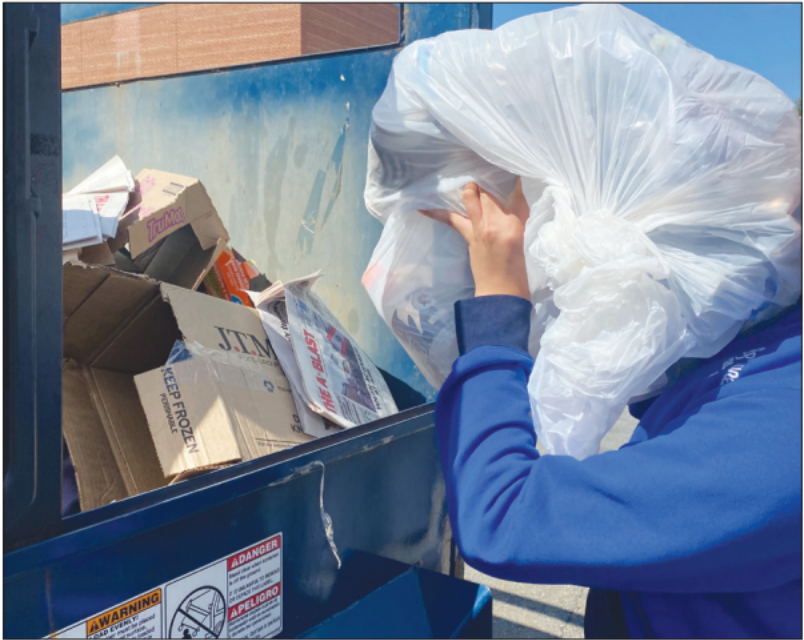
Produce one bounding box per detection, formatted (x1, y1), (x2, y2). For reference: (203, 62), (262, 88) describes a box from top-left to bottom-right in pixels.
(51, 533), (283, 639)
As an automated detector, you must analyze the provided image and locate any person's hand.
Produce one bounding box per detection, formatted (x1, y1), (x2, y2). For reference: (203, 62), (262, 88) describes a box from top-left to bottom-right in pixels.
(421, 180), (530, 299)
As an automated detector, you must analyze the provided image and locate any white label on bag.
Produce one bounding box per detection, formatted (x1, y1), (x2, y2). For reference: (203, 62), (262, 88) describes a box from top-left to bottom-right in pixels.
(51, 533), (283, 639)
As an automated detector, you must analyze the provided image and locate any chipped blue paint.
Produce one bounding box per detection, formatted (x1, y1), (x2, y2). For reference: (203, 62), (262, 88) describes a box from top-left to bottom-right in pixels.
(61, 4), (486, 401)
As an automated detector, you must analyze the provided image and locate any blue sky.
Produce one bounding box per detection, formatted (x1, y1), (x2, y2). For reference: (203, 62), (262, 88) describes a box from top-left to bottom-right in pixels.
(492, 4), (802, 100)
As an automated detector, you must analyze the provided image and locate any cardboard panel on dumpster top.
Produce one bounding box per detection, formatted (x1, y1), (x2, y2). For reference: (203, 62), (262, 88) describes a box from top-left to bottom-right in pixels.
(91, 295), (182, 374)
(62, 262), (112, 319)
(63, 265), (159, 363)
(135, 360), (242, 475)
(160, 283), (273, 357)
(90, 368), (167, 495)
(63, 362), (128, 512)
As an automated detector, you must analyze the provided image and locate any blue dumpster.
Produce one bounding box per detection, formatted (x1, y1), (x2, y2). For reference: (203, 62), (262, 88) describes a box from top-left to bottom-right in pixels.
(300, 551), (492, 639)
(3, 3), (492, 638)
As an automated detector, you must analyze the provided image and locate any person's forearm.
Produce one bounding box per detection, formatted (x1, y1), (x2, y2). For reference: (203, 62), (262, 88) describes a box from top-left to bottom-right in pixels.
(436, 343), (541, 578)
(437, 295), (544, 579)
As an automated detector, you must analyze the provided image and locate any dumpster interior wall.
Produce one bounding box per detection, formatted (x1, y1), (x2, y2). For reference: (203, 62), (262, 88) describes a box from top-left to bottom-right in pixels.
(60, 3), (439, 399)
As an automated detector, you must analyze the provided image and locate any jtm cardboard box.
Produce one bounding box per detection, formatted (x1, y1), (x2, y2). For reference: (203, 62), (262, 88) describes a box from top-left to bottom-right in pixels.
(62, 262), (310, 512)
(135, 341), (309, 477)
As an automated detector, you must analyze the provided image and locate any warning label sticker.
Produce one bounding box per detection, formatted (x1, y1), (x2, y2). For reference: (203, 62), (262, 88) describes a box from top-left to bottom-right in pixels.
(52, 533), (282, 639)
(225, 536), (282, 638)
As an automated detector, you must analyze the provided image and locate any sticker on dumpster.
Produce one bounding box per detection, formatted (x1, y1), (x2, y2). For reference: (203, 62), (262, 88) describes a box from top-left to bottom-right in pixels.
(50, 589), (163, 638)
(49, 533), (282, 639)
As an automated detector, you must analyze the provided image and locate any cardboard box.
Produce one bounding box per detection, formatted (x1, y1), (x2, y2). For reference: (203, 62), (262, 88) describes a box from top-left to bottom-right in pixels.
(109, 169), (230, 289)
(135, 342), (308, 476)
(62, 262), (309, 512)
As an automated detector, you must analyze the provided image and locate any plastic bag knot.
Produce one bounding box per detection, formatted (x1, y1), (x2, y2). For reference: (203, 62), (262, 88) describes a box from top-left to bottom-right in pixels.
(530, 186), (670, 292)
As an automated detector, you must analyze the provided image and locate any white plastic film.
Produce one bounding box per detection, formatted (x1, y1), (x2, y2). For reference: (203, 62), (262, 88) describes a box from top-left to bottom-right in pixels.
(363, 4), (802, 458)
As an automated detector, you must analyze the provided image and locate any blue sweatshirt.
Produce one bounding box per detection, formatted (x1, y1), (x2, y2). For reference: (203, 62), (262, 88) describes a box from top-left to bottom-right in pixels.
(436, 296), (801, 638)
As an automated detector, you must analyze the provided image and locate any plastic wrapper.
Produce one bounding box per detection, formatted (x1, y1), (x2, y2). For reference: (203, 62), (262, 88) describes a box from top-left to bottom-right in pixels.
(136, 339), (312, 477)
(362, 4), (802, 458)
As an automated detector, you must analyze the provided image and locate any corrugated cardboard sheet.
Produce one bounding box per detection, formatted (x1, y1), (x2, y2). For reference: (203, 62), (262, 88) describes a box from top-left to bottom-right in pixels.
(135, 347), (310, 477)
(62, 263), (305, 511)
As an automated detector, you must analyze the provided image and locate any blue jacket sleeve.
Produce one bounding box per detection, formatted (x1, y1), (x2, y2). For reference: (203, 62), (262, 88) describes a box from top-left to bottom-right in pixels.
(436, 297), (801, 594)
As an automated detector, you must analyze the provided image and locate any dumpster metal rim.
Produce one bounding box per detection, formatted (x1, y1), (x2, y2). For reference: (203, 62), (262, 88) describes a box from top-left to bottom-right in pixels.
(4, 404), (436, 572)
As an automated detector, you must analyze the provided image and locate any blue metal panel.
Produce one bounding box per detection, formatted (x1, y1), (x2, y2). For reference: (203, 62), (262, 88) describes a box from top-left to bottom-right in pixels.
(4, 408), (450, 638)
(298, 551), (493, 638)
(3, 2), (64, 549)
(403, 3), (476, 40)
(60, 4), (482, 401)
(61, 4), (156, 24)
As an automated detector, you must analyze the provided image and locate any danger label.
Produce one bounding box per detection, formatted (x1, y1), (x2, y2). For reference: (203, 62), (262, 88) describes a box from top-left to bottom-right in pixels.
(225, 535), (282, 638)
(228, 584), (281, 621)
(51, 533), (282, 639)
(228, 536), (280, 570)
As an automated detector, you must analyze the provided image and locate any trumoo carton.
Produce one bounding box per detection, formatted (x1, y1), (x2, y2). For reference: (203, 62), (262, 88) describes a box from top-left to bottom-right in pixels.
(109, 169), (230, 290)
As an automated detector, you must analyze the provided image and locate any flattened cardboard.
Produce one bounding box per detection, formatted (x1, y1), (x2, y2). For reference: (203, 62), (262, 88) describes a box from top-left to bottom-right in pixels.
(62, 361), (128, 512)
(135, 360), (240, 475)
(67, 155), (135, 196)
(90, 368), (166, 495)
(135, 348), (311, 476)
(79, 241), (116, 267)
(62, 263), (307, 510)
(161, 283), (274, 357)
(62, 193), (104, 249)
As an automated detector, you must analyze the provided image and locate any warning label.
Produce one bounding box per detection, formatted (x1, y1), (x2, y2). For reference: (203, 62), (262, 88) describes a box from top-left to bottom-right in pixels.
(225, 535), (282, 638)
(52, 533), (282, 639)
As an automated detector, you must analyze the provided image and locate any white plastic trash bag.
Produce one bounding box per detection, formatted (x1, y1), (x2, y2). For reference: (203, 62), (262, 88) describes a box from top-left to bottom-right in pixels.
(362, 4), (802, 459)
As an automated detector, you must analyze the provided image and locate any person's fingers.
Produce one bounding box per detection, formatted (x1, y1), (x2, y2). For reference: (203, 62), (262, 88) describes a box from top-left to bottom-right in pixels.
(420, 208), (473, 243)
(477, 185), (506, 213)
(463, 183), (483, 225)
(510, 177), (530, 222)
